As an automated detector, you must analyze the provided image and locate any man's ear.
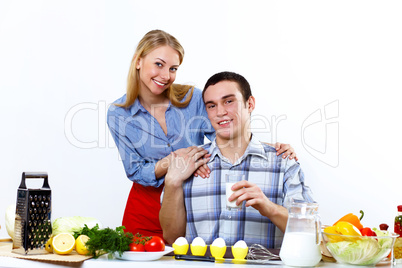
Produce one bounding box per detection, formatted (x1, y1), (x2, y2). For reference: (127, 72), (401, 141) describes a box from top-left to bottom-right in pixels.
(247, 96), (256, 113)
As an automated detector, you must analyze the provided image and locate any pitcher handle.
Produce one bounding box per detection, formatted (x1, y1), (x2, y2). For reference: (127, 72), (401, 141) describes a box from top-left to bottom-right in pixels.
(315, 215), (321, 245)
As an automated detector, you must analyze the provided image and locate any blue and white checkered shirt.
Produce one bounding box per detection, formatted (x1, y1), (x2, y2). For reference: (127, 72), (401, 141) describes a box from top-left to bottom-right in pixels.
(183, 135), (315, 248)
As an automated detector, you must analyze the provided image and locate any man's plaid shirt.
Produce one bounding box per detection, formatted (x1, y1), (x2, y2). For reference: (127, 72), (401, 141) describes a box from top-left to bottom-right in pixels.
(183, 135), (315, 248)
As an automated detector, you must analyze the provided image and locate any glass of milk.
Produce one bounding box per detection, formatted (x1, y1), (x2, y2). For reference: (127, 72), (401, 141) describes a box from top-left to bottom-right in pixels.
(225, 174), (245, 211)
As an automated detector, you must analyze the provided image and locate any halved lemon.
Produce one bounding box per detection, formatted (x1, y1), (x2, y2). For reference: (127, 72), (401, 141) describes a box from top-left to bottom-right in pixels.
(52, 233), (75, 255)
(75, 234), (90, 255)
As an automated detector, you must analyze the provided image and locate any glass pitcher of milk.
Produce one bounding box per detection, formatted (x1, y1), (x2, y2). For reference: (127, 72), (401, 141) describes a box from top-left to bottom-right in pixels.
(279, 200), (321, 267)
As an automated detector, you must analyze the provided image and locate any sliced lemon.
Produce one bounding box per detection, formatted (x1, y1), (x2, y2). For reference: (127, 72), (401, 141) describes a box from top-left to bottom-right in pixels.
(45, 236), (53, 253)
(75, 234), (90, 255)
(52, 233), (75, 255)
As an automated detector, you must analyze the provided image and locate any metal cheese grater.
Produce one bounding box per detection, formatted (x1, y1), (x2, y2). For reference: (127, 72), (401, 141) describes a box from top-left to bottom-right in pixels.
(12, 172), (52, 255)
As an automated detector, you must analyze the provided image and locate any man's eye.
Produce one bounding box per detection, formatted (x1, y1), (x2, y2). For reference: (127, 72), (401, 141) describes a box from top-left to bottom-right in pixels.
(225, 100), (233, 104)
(207, 105), (215, 109)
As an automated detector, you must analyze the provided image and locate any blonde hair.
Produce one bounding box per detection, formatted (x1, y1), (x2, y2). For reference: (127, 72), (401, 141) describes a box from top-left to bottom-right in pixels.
(118, 30), (194, 108)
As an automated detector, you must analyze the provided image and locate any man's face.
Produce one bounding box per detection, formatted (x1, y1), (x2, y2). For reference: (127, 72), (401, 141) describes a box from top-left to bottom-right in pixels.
(203, 80), (255, 143)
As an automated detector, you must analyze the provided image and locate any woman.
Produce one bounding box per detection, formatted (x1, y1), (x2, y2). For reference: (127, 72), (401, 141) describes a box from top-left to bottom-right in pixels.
(107, 30), (297, 238)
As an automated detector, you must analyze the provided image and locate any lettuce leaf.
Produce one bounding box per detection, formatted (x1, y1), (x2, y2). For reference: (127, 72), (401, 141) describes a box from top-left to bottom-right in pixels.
(373, 228), (392, 248)
(52, 216), (102, 236)
(327, 237), (390, 265)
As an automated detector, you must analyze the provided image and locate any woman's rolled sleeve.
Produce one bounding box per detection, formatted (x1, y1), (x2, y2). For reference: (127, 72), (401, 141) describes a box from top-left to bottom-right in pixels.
(123, 148), (162, 187)
(107, 110), (161, 187)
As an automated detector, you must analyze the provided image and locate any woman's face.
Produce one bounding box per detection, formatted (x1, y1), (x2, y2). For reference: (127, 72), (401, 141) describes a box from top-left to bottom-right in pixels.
(136, 45), (180, 96)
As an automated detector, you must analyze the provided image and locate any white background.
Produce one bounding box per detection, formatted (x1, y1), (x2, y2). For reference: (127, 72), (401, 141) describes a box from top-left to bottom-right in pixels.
(1, 0), (401, 238)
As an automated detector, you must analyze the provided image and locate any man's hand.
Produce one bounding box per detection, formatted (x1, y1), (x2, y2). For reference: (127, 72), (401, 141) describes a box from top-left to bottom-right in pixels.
(228, 180), (271, 212)
(228, 180), (288, 232)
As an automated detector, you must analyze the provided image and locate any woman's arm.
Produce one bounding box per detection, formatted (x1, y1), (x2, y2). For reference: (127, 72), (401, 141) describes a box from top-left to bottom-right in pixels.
(107, 112), (162, 186)
(154, 155), (171, 179)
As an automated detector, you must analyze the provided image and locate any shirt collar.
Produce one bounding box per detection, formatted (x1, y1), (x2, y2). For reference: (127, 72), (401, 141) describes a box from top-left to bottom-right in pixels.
(245, 134), (268, 160)
(208, 134), (268, 165)
(129, 98), (172, 116)
(129, 98), (146, 116)
(208, 139), (221, 163)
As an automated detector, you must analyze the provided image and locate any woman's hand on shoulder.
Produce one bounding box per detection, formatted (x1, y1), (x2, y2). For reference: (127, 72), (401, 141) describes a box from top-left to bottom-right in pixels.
(193, 160), (211, 178)
(274, 142), (298, 161)
(165, 146), (210, 186)
(173, 146), (211, 178)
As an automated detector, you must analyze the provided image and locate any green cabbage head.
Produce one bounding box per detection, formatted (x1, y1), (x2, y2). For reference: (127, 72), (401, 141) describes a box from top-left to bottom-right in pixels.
(52, 216), (102, 236)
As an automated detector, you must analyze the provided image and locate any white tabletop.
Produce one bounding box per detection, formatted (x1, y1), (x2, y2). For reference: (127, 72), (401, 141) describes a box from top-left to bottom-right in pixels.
(0, 255), (397, 268)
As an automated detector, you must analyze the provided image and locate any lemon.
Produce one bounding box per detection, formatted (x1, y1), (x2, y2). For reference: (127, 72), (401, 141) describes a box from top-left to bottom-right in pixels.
(75, 235), (90, 255)
(52, 233), (75, 255)
(45, 236), (53, 253)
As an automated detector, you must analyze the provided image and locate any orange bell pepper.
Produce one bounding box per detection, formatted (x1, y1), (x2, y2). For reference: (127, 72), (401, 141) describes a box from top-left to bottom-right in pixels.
(334, 210), (364, 230)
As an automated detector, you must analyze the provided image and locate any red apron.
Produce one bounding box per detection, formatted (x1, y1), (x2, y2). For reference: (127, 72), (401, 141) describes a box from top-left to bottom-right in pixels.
(122, 182), (164, 238)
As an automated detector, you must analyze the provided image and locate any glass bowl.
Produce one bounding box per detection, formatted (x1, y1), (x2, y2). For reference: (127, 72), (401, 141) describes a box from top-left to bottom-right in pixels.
(322, 232), (399, 266)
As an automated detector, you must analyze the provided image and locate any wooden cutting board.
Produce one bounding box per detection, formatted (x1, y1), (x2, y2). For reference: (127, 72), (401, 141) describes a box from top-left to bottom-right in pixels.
(0, 242), (92, 263)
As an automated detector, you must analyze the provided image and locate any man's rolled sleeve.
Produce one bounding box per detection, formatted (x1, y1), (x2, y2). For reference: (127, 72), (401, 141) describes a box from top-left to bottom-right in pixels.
(282, 159), (315, 206)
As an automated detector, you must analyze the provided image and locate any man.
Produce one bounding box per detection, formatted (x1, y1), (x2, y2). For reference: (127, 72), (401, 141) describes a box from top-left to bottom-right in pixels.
(160, 72), (314, 248)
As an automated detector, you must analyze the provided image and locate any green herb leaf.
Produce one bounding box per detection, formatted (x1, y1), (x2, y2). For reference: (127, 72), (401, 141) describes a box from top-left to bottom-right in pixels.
(73, 224), (134, 258)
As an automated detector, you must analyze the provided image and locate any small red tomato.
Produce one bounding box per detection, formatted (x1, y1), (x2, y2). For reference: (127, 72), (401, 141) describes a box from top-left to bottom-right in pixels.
(360, 227), (377, 236)
(129, 243), (145, 252)
(144, 236), (165, 252)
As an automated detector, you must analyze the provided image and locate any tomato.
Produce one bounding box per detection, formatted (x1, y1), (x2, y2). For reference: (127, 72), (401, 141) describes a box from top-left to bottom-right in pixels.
(144, 236), (165, 252)
(129, 243), (145, 252)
